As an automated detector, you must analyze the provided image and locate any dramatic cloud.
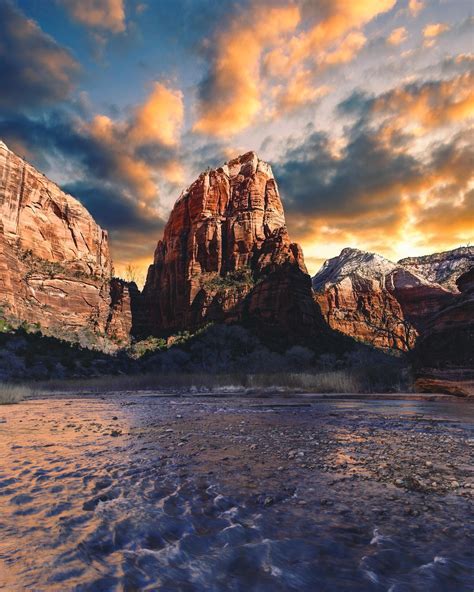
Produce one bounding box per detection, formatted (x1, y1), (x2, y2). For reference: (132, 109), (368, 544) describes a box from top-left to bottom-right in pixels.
(423, 22), (450, 38)
(408, 0), (424, 17)
(194, 0), (396, 136)
(340, 71), (474, 137)
(0, 0), (79, 111)
(193, 3), (300, 136)
(129, 83), (184, 147)
(274, 73), (474, 266)
(372, 72), (474, 131)
(59, 0), (126, 32)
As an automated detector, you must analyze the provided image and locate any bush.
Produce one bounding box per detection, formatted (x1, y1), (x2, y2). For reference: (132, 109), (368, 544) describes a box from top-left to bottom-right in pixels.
(201, 268), (255, 292)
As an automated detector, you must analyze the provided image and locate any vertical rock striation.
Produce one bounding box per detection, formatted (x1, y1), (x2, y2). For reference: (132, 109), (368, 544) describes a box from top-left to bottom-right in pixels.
(0, 140), (132, 347)
(143, 151), (325, 340)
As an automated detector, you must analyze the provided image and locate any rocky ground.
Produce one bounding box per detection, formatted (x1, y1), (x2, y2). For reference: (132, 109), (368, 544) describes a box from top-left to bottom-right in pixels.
(1, 394), (473, 591)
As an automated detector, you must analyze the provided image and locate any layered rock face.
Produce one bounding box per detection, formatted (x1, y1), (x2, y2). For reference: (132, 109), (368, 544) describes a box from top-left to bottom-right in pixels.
(399, 247), (474, 292)
(143, 152), (324, 339)
(312, 248), (457, 351)
(414, 268), (474, 396)
(0, 141), (132, 347)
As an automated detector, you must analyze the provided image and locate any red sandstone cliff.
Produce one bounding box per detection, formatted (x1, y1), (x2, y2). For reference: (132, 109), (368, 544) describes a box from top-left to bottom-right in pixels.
(143, 151), (326, 341)
(312, 248), (462, 351)
(0, 140), (132, 347)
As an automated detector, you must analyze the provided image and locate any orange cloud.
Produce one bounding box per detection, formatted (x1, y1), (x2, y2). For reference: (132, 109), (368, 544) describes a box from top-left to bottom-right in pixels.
(373, 71), (474, 131)
(423, 23), (450, 38)
(193, 4), (300, 136)
(408, 0), (424, 17)
(291, 0), (395, 62)
(60, 0), (126, 32)
(130, 82), (184, 147)
(272, 74), (330, 116)
(194, 0), (396, 136)
(387, 27), (408, 46)
(84, 82), (184, 203)
(322, 31), (367, 66)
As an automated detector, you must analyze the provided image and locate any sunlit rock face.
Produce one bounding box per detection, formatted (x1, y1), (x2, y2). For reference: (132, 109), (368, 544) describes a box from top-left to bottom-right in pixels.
(399, 247), (474, 292)
(312, 247), (463, 352)
(0, 141), (132, 347)
(143, 151), (325, 339)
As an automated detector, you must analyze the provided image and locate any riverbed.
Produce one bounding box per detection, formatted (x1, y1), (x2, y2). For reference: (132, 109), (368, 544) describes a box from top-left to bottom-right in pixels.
(1, 394), (473, 591)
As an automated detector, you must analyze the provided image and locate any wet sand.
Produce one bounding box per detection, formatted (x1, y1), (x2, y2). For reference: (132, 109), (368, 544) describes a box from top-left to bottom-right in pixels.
(1, 394), (473, 591)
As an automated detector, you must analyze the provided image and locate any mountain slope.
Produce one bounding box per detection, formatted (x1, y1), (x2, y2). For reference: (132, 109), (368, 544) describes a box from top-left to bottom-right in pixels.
(312, 247), (461, 351)
(0, 140), (133, 348)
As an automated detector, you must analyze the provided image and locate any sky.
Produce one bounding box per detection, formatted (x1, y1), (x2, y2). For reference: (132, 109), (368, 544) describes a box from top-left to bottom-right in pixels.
(0, 0), (473, 282)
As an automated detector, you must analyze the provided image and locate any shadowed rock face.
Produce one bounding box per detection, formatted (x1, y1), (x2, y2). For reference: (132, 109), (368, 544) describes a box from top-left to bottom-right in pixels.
(413, 267), (474, 395)
(143, 151), (325, 340)
(0, 141), (132, 347)
(312, 248), (463, 351)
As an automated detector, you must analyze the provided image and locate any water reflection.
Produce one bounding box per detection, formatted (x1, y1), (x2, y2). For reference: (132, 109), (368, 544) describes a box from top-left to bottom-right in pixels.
(0, 396), (473, 591)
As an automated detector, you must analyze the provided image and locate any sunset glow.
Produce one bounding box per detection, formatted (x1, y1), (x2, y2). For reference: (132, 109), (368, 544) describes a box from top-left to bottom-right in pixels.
(1, 0), (472, 280)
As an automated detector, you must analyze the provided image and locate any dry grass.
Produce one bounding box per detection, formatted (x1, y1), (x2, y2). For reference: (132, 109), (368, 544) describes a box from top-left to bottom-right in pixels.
(0, 384), (31, 404)
(35, 370), (368, 394)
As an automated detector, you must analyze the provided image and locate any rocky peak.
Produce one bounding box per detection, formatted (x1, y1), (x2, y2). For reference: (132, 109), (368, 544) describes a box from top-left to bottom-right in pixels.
(398, 246), (474, 291)
(312, 248), (398, 291)
(142, 152), (319, 338)
(312, 246), (458, 351)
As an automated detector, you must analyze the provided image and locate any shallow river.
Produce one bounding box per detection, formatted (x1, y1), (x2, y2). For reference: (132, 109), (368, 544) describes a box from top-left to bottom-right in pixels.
(0, 395), (473, 591)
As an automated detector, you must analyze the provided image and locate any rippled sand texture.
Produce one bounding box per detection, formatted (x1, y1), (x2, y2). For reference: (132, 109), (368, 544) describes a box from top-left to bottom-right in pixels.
(1, 396), (474, 591)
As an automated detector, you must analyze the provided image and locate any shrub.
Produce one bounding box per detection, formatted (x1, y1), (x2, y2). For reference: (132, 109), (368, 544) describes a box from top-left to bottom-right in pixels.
(201, 268), (255, 292)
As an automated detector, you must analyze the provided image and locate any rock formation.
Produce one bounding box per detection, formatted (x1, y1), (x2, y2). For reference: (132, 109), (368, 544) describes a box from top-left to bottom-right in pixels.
(312, 247), (462, 351)
(143, 151), (327, 342)
(0, 140), (133, 347)
(399, 247), (474, 292)
(413, 267), (474, 396)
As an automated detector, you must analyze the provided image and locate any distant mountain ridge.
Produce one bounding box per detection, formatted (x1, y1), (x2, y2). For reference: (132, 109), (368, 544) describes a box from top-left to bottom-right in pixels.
(398, 247), (474, 291)
(312, 246), (473, 351)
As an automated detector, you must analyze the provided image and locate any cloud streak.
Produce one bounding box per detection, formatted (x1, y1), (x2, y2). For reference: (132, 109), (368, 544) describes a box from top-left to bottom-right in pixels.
(0, 0), (79, 111)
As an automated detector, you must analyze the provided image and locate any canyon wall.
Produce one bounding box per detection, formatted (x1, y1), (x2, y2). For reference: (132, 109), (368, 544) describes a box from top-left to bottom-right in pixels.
(0, 140), (132, 347)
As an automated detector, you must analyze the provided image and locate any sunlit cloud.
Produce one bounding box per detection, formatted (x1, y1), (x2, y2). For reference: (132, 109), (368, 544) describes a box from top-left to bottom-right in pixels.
(193, 3), (299, 136)
(423, 22), (450, 38)
(194, 0), (396, 136)
(408, 0), (424, 17)
(129, 82), (184, 147)
(387, 27), (408, 46)
(59, 0), (126, 32)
